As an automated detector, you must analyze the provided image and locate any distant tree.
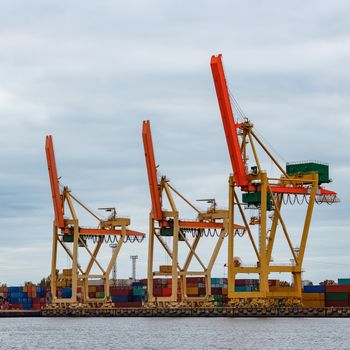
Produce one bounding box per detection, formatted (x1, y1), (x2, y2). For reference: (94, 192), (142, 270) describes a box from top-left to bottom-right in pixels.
(319, 280), (336, 286)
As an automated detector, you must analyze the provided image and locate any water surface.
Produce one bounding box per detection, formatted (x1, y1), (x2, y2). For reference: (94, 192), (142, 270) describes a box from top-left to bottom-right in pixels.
(0, 317), (348, 349)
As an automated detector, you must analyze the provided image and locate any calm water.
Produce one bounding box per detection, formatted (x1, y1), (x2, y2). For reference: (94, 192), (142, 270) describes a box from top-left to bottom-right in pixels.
(0, 317), (349, 349)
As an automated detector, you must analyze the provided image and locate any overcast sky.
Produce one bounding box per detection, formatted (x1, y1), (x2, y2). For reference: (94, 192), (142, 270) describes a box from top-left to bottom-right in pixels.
(0, 1), (349, 285)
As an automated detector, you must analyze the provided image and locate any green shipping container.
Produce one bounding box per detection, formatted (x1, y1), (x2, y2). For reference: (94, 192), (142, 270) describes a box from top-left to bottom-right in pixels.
(235, 286), (254, 292)
(97, 292), (105, 299)
(242, 192), (273, 211)
(160, 227), (185, 241)
(286, 161), (330, 184)
(338, 278), (350, 285)
(214, 295), (223, 302)
(325, 292), (348, 301)
(62, 234), (86, 247)
(133, 288), (146, 296)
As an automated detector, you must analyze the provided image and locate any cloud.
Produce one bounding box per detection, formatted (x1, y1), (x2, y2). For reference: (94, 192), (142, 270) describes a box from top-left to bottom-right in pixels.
(0, 0), (348, 285)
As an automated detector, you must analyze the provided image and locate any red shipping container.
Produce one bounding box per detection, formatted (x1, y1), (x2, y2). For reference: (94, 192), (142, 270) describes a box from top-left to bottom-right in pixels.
(235, 279), (248, 286)
(162, 288), (172, 297)
(186, 277), (203, 285)
(88, 292), (96, 298)
(235, 279), (259, 286)
(114, 301), (142, 308)
(325, 300), (349, 307)
(96, 285), (104, 292)
(269, 280), (278, 286)
(211, 287), (222, 295)
(153, 288), (163, 297)
(153, 278), (165, 286)
(198, 288), (206, 296)
(326, 285), (350, 293)
(110, 287), (132, 296)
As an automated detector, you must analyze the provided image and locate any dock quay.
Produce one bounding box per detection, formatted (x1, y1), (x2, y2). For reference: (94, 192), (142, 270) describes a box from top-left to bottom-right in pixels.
(1, 307), (350, 318)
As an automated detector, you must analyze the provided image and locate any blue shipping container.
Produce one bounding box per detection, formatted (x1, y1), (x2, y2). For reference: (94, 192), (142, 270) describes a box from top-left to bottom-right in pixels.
(112, 296), (129, 302)
(303, 285), (325, 293)
(62, 287), (72, 298)
(36, 286), (47, 297)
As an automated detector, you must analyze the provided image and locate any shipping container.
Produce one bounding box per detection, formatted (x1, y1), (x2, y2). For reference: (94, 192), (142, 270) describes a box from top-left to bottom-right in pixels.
(338, 278), (350, 286)
(326, 285), (350, 293)
(325, 300), (349, 307)
(302, 300), (325, 308)
(302, 293), (325, 301)
(114, 301), (142, 308)
(159, 265), (172, 273)
(325, 292), (348, 301)
(303, 285), (326, 293)
(186, 287), (198, 296)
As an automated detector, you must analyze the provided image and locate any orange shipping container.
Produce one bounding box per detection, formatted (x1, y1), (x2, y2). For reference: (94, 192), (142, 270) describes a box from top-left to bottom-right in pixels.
(159, 265), (172, 273)
(302, 299), (325, 308)
(302, 293), (325, 301)
(186, 287), (199, 296)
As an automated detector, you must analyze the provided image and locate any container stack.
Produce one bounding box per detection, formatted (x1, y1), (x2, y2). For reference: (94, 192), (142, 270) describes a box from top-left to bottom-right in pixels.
(211, 278), (227, 306)
(110, 283), (144, 307)
(87, 285), (105, 299)
(131, 280), (146, 303)
(302, 285), (325, 307)
(32, 286), (47, 309)
(153, 278), (172, 297)
(187, 277), (203, 297)
(235, 279), (259, 292)
(0, 285), (9, 310)
(7, 286), (31, 310)
(110, 285), (133, 306)
(325, 280), (350, 307)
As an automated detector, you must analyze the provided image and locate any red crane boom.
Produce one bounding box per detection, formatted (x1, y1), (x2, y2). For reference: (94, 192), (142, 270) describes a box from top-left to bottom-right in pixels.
(142, 120), (163, 222)
(210, 54), (248, 187)
(45, 135), (64, 228)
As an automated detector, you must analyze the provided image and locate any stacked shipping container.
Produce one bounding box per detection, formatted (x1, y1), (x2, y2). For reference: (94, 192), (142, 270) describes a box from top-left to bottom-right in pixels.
(2, 277), (350, 309)
(325, 284), (350, 307)
(302, 285), (326, 308)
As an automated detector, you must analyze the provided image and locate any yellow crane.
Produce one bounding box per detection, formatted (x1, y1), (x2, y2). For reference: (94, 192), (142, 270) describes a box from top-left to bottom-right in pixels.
(142, 121), (246, 307)
(210, 54), (339, 306)
(45, 135), (144, 308)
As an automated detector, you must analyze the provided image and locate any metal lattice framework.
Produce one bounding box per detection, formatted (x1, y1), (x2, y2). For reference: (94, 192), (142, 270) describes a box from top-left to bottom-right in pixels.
(45, 135), (144, 307)
(210, 54), (338, 306)
(142, 121), (246, 307)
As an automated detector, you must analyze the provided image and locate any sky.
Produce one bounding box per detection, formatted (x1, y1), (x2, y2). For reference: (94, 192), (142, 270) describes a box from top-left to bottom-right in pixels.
(0, 0), (349, 285)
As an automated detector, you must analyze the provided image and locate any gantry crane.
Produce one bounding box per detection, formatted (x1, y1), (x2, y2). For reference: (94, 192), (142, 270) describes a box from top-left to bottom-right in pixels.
(142, 120), (246, 307)
(45, 135), (144, 308)
(210, 54), (338, 306)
